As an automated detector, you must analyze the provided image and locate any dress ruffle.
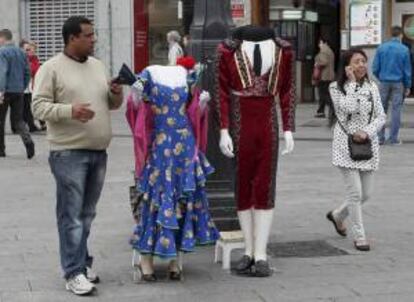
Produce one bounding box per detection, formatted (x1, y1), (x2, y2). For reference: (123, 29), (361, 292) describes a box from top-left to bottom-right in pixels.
(130, 152), (219, 258)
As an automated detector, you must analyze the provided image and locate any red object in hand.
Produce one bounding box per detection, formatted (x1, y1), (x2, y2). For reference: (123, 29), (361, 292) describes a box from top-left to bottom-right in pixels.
(176, 56), (196, 70)
(312, 64), (322, 86)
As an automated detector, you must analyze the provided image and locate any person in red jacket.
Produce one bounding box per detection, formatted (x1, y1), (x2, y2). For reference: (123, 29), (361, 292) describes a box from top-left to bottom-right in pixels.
(216, 26), (296, 277)
(21, 39), (41, 132)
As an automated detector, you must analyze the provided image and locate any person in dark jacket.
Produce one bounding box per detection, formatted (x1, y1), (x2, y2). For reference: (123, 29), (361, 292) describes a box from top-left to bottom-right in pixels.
(0, 29), (34, 158)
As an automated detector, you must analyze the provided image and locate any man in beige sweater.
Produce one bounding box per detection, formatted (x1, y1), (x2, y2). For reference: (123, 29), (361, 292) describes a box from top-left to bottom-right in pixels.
(32, 16), (123, 296)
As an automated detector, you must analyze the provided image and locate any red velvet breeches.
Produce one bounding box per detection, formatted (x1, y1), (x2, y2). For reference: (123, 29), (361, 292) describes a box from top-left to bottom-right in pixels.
(232, 96), (279, 211)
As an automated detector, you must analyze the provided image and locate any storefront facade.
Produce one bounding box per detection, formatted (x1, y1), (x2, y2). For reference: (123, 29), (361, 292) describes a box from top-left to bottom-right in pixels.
(133, 0), (251, 71)
(341, 0), (414, 93)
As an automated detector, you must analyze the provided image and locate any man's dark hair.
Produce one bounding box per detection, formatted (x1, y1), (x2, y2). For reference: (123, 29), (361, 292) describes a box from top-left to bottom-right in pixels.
(319, 36), (329, 45)
(20, 39), (29, 48)
(62, 16), (92, 46)
(0, 29), (13, 40)
(391, 26), (403, 38)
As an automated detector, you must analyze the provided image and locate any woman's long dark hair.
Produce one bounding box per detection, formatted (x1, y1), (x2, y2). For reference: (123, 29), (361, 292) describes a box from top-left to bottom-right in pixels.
(329, 48), (370, 126)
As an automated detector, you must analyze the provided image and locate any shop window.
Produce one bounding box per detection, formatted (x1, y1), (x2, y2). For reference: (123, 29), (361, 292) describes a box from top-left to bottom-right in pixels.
(26, 0), (95, 63)
(148, 0), (181, 65)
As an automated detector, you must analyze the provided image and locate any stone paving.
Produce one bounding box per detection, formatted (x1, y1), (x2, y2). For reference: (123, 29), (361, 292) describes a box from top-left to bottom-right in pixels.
(0, 103), (413, 301)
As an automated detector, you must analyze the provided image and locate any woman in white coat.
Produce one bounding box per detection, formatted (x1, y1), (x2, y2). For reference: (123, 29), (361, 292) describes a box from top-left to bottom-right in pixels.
(327, 48), (386, 251)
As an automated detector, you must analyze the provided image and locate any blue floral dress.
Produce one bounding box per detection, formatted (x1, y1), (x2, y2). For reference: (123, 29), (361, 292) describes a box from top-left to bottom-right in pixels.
(130, 68), (220, 258)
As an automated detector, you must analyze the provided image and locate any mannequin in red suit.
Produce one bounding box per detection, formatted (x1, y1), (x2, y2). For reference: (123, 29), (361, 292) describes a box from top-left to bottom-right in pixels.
(216, 26), (296, 277)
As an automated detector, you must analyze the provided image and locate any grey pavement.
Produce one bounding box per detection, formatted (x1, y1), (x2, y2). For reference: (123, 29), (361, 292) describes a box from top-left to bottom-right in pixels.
(1, 103), (414, 302)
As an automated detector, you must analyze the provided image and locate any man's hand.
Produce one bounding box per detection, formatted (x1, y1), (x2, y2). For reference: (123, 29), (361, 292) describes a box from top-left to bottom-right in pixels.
(110, 81), (123, 95)
(72, 103), (95, 123)
(0, 92), (4, 104)
(405, 88), (411, 97)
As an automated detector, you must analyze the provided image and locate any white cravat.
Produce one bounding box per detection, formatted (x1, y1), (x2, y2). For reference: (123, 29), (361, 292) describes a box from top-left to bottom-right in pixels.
(146, 65), (187, 88)
(241, 39), (275, 76)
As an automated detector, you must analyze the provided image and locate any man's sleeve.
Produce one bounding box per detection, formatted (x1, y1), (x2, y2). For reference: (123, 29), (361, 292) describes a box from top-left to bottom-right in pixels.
(317, 52), (328, 67)
(0, 52), (8, 92)
(403, 48), (412, 89)
(32, 64), (72, 122)
(104, 62), (123, 110)
(372, 49), (380, 79)
(277, 47), (296, 132)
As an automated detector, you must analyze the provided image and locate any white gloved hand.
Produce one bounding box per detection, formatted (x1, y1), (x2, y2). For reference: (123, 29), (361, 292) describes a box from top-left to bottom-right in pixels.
(281, 131), (294, 155)
(219, 129), (235, 158)
(131, 79), (144, 105)
(199, 91), (211, 111)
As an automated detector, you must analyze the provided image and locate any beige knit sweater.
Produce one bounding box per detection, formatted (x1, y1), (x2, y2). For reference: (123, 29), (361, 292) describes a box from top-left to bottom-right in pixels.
(32, 53), (121, 151)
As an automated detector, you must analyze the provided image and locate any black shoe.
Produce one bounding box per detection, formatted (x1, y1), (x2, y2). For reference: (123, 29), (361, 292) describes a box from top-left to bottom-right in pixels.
(314, 112), (326, 118)
(168, 270), (183, 281)
(326, 211), (347, 237)
(235, 255), (255, 274)
(0, 150), (5, 157)
(137, 265), (157, 282)
(142, 274), (157, 282)
(254, 260), (273, 277)
(29, 126), (39, 133)
(25, 142), (35, 159)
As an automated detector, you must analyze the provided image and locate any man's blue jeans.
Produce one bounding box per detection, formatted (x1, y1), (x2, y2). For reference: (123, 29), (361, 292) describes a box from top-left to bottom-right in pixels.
(379, 82), (404, 144)
(49, 150), (107, 280)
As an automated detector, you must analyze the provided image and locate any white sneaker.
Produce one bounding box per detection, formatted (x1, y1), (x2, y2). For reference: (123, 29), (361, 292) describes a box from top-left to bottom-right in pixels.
(65, 273), (96, 296)
(86, 267), (100, 283)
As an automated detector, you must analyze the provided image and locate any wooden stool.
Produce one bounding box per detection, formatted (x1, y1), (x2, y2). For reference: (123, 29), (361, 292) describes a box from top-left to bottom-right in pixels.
(214, 231), (245, 270)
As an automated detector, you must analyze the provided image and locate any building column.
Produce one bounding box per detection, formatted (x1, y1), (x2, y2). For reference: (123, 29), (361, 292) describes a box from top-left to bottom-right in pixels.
(0, 0), (21, 42)
(251, 0), (269, 26)
(190, 0), (239, 230)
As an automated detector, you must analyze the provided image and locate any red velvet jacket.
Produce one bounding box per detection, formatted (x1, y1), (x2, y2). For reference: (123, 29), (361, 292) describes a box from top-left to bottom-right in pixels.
(216, 38), (296, 132)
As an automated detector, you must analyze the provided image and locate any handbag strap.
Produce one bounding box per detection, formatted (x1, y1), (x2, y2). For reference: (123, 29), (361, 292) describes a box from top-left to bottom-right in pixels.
(335, 84), (375, 135)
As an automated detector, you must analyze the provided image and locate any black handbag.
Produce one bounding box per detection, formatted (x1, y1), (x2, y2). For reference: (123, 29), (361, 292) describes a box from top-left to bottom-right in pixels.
(347, 135), (373, 161)
(336, 92), (374, 161)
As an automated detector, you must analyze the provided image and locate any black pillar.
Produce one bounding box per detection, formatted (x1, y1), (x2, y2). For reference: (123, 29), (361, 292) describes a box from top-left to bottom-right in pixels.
(190, 0), (239, 231)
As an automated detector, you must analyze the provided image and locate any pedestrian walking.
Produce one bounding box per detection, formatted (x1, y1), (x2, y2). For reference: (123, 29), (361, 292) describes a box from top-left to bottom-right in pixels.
(20, 39), (41, 132)
(0, 29), (34, 159)
(167, 30), (184, 65)
(32, 16), (123, 296)
(313, 37), (335, 118)
(327, 48), (386, 252)
(372, 26), (412, 145)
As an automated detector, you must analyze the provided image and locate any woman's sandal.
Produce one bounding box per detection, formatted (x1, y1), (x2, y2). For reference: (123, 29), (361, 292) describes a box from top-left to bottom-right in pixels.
(168, 270), (183, 281)
(326, 211), (347, 237)
(137, 265), (157, 282)
(354, 239), (370, 251)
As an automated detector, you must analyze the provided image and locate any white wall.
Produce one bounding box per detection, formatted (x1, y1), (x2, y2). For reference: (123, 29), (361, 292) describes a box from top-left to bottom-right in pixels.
(0, 0), (21, 42)
(392, 1), (414, 27)
(95, 0), (133, 77)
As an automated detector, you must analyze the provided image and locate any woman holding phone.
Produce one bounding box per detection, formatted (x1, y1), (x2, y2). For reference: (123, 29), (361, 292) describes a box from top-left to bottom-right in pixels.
(326, 48), (386, 251)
